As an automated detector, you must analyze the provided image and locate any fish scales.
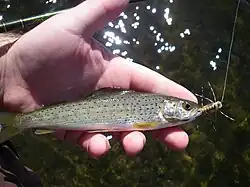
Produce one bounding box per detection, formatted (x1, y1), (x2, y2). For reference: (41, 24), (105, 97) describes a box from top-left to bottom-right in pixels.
(0, 88), (203, 143)
(17, 90), (165, 131)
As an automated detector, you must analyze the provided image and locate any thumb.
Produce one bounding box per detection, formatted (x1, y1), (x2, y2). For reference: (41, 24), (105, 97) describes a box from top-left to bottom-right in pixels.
(52, 0), (129, 37)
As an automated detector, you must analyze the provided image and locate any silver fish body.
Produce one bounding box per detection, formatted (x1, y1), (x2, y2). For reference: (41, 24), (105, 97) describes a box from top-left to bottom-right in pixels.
(15, 88), (202, 132)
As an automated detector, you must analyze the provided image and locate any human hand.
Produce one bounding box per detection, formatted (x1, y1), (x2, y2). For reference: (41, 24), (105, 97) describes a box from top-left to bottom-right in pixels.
(2, 0), (197, 158)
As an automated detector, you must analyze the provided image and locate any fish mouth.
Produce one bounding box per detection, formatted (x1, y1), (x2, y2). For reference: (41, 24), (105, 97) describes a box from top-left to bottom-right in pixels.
(196, 110), (203, 117)
(182, 111), (202, 122)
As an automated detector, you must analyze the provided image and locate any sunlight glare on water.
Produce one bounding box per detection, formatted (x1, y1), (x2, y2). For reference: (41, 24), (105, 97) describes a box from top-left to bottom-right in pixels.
(0, 0), (224, 73)
(97, 2), (223, 72)
(46, 0), (57, 4)
(99, 3), (181, 64)
(210, 60), (217, 70)
(106, 135), (112, 141)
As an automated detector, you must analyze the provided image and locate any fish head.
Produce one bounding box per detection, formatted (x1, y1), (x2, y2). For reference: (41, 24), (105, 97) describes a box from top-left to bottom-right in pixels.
(161, 97), (202, 123)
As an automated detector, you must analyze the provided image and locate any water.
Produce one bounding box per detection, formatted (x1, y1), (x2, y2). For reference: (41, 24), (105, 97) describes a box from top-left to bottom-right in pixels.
(1, 0), (250, 186)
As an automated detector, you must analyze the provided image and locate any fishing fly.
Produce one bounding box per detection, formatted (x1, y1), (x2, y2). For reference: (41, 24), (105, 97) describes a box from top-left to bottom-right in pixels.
(195, 0), (240, 121)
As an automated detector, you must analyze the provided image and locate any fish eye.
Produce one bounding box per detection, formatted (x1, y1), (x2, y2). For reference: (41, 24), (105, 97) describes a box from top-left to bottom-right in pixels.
(182, 102), (192, 111)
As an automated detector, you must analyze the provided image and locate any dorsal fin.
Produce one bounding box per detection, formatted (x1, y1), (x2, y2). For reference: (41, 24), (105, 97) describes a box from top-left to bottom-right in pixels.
(86, 87), (135, 99)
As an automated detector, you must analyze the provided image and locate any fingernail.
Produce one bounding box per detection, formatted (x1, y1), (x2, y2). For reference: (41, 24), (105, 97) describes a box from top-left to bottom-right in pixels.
(140, 134), (146, 146)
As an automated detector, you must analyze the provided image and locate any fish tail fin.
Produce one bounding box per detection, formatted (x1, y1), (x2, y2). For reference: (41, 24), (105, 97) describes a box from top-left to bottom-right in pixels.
(0, 112), (21, 143)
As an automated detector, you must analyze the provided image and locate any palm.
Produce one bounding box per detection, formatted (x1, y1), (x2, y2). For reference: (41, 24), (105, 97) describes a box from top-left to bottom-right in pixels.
(5, 23), (113, 111)
(1, 0), (197, 158)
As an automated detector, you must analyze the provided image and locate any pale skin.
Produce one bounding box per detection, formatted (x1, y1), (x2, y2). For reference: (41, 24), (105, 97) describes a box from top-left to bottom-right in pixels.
(0, 0), (198, 158)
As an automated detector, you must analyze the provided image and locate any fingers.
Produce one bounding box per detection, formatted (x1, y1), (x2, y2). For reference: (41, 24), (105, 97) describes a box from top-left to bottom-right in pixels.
(56, 130), (146, 158)
(55, 130), (111, 158)
(50, 0), (129, 37)
(129, 62), (198, 103)
(55, 130), (146, 158)
(120, 131), (146, 156)
(78, 133), (111, 158)
(97, 58), (198, 103)
(152, 127), (189, 151)
(56, 127), (188, 159)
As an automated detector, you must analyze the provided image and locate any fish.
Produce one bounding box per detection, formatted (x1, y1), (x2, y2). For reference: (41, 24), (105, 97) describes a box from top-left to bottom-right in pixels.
(0, 88), (203, 143)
